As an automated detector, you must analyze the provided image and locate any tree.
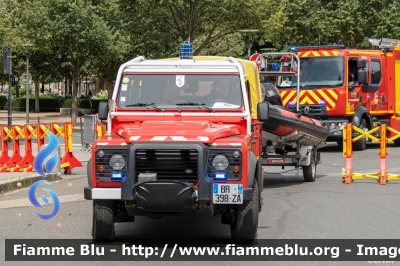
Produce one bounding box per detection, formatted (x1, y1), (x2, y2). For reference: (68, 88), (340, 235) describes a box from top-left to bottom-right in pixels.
(121, 0), (270, 58)
(44, 0), (114, 123)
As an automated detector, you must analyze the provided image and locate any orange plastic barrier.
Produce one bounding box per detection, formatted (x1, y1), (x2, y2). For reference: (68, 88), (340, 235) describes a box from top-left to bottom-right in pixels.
(95, 123), (107, 139)
(0, 122), (82, 174)
(6, 125), (23, 172)
(50, 122), (82, 174)
(0, 126), (11, 172)
(17, 124), (36, 172)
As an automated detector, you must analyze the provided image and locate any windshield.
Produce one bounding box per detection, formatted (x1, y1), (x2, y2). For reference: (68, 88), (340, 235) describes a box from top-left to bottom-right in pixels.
(278, 56), (344, 88)
(117, 74), (242, 110)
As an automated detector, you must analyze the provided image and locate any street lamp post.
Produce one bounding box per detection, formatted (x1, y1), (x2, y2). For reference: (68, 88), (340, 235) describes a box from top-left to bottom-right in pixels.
(237, 29), (260, 59)
(7, 45), (13, 130)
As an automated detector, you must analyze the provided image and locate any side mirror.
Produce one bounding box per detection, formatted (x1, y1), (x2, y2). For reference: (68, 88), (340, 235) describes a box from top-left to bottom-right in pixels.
(98, 101), (109, 120)
(357, 60), (367, 69)
(257, 102), (269, 121)
(357, 70), (368, 84)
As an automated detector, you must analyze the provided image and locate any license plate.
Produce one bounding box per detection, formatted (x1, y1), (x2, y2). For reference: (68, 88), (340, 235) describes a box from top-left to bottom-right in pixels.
(213, 184), (243, 204)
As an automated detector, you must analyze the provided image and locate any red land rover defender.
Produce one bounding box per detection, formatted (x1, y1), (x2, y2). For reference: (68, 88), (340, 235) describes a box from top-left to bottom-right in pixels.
(84, 50), (266, 243)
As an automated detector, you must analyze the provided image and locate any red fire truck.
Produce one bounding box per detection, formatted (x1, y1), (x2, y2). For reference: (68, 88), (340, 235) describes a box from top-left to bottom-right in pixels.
(265, 39), (400, 150)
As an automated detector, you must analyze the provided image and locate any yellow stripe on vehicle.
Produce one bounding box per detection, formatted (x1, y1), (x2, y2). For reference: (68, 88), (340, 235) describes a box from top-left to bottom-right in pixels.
(312, 51), (321, 56)
(322, 51), (331, 56)
(282, 90), (297, 106)
(308, 91), (322, 104)
(300, 96), (315, 105)
(326, 89), (339, 100)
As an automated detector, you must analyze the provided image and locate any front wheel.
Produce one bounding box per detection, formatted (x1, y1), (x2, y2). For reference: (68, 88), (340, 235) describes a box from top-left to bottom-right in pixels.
(230, 180), (259, 243)
(302, 151), (316, 182)
(352, 118), (368, 151)
(92, 200), (115, 240)
(394, 137), (400, 147)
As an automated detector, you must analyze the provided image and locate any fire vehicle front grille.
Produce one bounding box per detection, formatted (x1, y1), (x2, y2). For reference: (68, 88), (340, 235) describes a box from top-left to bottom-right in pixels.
(135, 149), (198, 180)
(288, 104), (327, 118)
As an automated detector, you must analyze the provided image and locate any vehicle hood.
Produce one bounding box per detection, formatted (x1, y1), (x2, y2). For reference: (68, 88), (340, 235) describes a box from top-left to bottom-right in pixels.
(115, 121), (242, 143)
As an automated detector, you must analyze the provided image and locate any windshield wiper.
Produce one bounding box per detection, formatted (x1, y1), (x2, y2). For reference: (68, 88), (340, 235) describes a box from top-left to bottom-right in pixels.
(176, 102), (215, 113)
(125, 103), (164, 112)
(301, 85), (335, 88)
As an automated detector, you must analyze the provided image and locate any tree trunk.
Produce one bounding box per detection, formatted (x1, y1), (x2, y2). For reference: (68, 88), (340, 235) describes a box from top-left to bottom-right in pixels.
(68, 77), (73, 95)
(64, 76), (67, 95)
(99, 77), (104, 93)
(34, 76), (40, 113)
(71, 66), (80, 125)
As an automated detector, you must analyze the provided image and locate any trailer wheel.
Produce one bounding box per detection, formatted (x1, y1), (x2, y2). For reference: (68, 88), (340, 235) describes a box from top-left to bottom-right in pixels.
(353, 118), (368, 151)
(393, 137), (400, 147)
(302, 151), (316, 182)
(230, 180), (259, 243)
(92, 200), (115, 240)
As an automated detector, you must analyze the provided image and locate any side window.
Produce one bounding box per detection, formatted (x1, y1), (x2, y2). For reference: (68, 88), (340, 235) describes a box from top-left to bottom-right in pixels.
(371, 60), (381, 85)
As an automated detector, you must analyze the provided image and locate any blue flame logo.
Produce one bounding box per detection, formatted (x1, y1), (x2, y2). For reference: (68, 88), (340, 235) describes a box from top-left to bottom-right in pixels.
(28, 180), (60, 220)
(30, 131), (60, 220)
(33, 131), (59, 176)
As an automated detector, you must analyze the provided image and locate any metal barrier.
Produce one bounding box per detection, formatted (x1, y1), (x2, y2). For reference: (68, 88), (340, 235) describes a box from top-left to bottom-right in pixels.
(342, 124), (400, 185)
(82, 114), (97, 152)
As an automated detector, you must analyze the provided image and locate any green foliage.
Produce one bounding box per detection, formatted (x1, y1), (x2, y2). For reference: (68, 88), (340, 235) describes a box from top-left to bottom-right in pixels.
(2, 0), (400, 108)
(92, 90), (108, 100)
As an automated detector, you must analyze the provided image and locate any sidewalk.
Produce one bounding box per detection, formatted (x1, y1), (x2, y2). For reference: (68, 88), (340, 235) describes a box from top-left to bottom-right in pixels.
(0, 110), (72, 126)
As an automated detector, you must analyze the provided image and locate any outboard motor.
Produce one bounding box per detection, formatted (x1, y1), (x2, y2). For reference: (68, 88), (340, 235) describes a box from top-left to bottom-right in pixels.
(262, 82), (283, 106)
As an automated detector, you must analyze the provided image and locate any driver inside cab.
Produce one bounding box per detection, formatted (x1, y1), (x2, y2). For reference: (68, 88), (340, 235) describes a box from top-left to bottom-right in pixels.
(203, 78), (240, 106)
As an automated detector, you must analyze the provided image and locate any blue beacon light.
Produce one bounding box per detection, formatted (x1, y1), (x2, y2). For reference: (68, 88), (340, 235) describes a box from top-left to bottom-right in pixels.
(214, 173), (227, 180)
(111, 173), (125, 180)
(180, 41), (193, 59)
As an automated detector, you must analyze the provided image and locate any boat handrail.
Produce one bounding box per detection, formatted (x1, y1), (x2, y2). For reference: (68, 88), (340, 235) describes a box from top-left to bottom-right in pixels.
(258, 52), (301, 112)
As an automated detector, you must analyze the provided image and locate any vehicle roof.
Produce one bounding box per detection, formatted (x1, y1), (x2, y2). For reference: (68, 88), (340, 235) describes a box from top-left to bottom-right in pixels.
(122, 56), (262, 119)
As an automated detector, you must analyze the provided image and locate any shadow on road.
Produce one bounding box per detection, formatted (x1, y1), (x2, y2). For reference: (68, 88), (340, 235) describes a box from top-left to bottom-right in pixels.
(319, 142), (387, 153)
(262, 173), (324, 189)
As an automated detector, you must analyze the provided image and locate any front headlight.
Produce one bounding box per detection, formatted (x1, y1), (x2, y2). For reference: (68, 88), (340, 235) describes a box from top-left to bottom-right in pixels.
(109, 154), (126, 171)
(212, 155), (229, 171)
(330, 122), (336, 130)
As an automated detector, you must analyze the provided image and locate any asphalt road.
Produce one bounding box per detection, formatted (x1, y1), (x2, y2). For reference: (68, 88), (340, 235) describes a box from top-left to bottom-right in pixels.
(1, 141), (400, 266)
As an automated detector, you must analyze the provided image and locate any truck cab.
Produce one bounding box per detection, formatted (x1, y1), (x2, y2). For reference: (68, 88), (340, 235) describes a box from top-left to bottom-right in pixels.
(273, 42), (400, 150)
(84, 48), (264, 243)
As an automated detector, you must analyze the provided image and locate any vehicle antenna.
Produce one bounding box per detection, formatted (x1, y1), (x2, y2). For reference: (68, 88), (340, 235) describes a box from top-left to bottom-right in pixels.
(188, 2), (193, 42)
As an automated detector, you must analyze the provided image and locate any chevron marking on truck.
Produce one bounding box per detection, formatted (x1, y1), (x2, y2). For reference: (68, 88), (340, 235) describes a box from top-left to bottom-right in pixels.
(298, 50), (339, 57)
(280, 89), (339, 110)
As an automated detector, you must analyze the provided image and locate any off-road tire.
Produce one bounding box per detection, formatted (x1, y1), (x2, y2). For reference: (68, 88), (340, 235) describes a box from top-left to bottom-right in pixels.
(92, 199), (115, 240)
(257, 161), (264, 212)
(87, 158), (92, 186)
(353, 119), (368, 151)
(302, 151), (316, 182)
(230, 181), (259, 243)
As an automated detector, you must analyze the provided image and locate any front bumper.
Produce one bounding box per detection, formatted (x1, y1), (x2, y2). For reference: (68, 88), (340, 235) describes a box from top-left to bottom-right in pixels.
(84, 142), (254, 213)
